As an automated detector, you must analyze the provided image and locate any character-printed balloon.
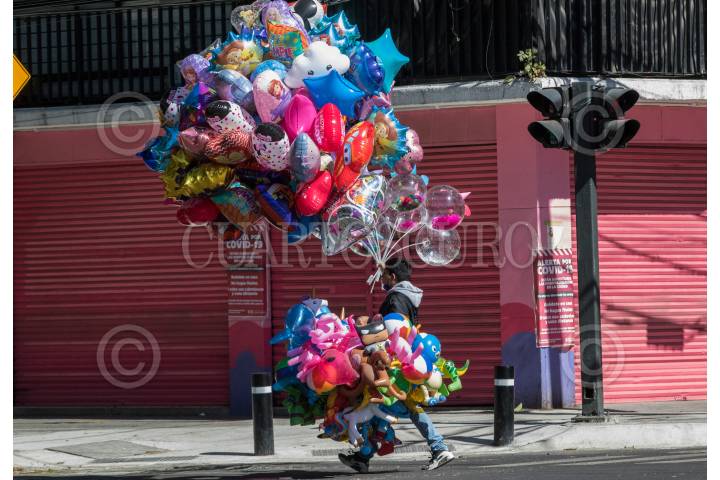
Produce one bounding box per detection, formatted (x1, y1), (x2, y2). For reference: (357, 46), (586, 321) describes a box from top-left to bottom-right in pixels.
(256, 183), (297, 230)
(334, 121), (375, 192)
(252, 122), (291, 171)
(213, 30), (264, 77)
(212, 181), (260, 228)
(253, 70), (292, 123)
(262, 0), (310, 67)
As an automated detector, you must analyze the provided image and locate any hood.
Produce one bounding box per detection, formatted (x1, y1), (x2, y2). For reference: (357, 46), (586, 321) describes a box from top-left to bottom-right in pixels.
(389, 281), (423, 308)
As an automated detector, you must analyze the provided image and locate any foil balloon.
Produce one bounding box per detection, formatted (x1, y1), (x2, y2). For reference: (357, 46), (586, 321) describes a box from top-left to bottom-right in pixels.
(177, 53), (211, 88)
(304, 70), (365, 117)
(365, 28), (409, 93)
(160, 148), (194, 199)
(262, 0), (310, 67)
(178, 126), (216, 156)
(178, 82), (215, 130)
(395, 128), (423, 173)
(251, 59), (288, 82)
(212, 181), (260, 228)
(137, 128), (178, 172)
(312, 103), (345, 155)
(424, 185), (466, 230)
(346, 43), (384, 95)
(256, 183), (297, 230)
(159, 89), (181, 127)
(329, 11), (361, 45)
(289, 132), (321, 182)
(346, 174), (386, 212)
(296, 170), (332, 217)
(284, 41), (350, 89)
(213, 69), (254, 111)
(213, 30), (264, 77)
(385, 173), (427, 212)
(334, 121), (375, 192)
(205, 100), (256, 134)
(286, 214), (321, 245)
(415, 226), (461, 266)
(204, 130), (253, 165)
(178, 162), (234, 198)
(252, 122), (291, 171)
(234, 160), (292, 187)
(321, 202), (378, 255)
(356, 92), (392, 121)
(368, 107), (409, 168)
(253, 69), (292, 123)
(292, 0), (325, 31)
(176, 197), (220, 227)
(230, 2), (266, 32)
(281, 94), (317, 143)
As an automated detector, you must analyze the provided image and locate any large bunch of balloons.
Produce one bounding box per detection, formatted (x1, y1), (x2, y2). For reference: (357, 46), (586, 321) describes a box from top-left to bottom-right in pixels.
(138, 0), (471, 284)
(271, 297), (469, 455)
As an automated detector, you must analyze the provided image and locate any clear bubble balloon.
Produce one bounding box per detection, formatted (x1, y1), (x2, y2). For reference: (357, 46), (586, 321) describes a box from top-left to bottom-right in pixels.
(425, 185), (466, 230)
(415, 226), (461, 266)
(385, 173), (426, 212)
(387, 205), (427, 233)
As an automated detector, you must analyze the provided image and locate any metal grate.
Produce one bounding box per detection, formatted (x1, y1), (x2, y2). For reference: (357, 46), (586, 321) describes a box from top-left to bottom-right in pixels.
(13, 0), (707, 108)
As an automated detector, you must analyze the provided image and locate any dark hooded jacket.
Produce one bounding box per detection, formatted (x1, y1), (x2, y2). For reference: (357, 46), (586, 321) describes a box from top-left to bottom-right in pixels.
(379, 281), (423, 325)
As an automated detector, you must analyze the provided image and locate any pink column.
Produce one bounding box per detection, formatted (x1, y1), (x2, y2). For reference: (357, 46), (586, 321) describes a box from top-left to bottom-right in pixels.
(495, 103), (575, 408)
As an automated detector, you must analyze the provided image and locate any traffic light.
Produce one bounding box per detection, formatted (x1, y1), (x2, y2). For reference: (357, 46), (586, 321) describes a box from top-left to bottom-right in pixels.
(526, 83), (640, 152)
(526, 86), (571, 148)
(596, 87), (641, 150)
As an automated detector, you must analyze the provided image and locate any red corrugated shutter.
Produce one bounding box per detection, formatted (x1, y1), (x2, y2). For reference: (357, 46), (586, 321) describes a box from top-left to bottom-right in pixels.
(571, 144), (707, 403)
(270, 144), (501, 405)
(14, 132), (229, 406)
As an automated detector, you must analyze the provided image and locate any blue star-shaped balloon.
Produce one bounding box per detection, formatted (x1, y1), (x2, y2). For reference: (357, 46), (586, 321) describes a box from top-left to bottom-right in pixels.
(365, 28), (409, 93)
(329, 11), (361, 45)
(303, 70), (365, 117)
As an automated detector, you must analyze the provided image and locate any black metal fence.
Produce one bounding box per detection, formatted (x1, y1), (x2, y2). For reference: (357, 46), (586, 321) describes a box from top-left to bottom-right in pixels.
(13, 0), (706, 108)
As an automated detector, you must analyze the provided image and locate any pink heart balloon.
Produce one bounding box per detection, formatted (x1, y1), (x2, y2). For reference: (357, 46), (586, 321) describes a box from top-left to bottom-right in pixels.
(281, 94), (317, 143)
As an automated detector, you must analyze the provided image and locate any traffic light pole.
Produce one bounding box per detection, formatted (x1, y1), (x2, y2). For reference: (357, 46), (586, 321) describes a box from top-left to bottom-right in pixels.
(573, 150), (608, 421)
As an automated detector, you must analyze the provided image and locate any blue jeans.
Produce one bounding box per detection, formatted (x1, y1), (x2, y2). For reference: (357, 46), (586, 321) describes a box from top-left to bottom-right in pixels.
(357, 410), (448, 460)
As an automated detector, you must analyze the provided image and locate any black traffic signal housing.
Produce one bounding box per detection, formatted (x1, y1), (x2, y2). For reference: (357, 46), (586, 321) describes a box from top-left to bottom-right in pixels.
(526, 83), (640, 152)
(526, 86), (571, 149)
(596, 87), (641, 150)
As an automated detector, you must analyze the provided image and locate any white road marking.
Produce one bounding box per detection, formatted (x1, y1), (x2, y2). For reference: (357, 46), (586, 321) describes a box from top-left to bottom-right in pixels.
(469, 454), (629, 468)
(554, 452), (706, 466)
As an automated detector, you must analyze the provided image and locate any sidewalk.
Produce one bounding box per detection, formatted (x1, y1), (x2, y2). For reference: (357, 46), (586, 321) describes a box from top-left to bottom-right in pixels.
(13, 401), (706, 476)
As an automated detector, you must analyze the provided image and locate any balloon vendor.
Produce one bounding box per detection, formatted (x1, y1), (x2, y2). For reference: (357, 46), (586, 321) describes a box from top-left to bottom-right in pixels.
(137, 0), (472, 473)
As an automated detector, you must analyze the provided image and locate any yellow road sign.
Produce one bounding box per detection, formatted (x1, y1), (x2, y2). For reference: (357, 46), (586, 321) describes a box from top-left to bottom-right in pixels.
(13, 55), (31, 99)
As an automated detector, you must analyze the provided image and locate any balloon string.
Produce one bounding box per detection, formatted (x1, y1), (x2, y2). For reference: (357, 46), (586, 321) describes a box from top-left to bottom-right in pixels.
(381, 217), (402, 264)
(382, 225), (414, 265)
(387, 241), (423, 259)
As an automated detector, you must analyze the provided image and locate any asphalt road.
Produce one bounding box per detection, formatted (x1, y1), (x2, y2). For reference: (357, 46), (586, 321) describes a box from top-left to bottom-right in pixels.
(15, 448), (706, 480)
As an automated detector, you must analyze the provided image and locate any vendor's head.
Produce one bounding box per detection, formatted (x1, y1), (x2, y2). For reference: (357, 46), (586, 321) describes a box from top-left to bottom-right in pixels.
(382, 256), (412, 291)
